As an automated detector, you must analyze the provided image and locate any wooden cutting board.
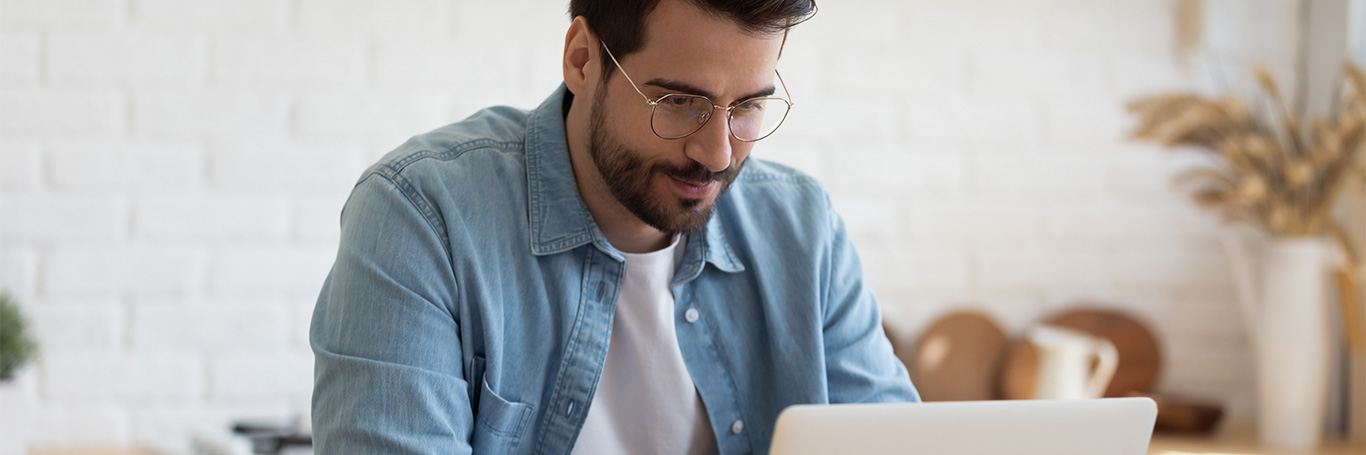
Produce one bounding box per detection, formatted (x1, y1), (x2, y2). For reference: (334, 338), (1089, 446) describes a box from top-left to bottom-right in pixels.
(999, 307), (1163, 400)
(901, 311), (1010, 401)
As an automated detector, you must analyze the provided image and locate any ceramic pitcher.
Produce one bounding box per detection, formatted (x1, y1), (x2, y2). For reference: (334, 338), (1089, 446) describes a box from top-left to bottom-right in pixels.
(1028, 325), (1119, 400)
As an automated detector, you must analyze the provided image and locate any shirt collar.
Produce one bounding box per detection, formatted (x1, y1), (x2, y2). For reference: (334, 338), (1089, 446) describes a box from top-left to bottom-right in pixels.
(524, 84), (744, 274)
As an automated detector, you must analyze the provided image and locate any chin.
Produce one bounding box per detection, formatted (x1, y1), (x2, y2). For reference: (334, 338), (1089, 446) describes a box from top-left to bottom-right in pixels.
(649, 189), (719, 234)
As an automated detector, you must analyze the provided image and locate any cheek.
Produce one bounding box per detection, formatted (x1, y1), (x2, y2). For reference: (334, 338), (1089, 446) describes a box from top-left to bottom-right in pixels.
(610, 110), (673, 157)
(597, 85), (658, 144)
(627, 110), (656, 141)
(607, 92), (657, 141)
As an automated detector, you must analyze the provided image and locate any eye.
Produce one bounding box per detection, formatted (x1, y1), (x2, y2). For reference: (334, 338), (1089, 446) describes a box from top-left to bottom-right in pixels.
(661, 95), (698, 108)
(731, 99), (768, 118)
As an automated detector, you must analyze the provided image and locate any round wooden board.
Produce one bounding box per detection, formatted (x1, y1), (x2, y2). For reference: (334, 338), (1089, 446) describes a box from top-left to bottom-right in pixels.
(998, 338), (1040, 400)
(904, 311), (1010, 401)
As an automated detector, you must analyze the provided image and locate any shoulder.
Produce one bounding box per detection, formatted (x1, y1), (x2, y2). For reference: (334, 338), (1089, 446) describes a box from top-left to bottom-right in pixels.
(342, 106), (534, 242)
(362, 105), (532, 187)
(725, 158), (832, 219)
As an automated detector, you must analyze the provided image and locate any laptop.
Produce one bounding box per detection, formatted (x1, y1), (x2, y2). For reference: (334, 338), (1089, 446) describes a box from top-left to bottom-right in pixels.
(769, 397), (1157, 455)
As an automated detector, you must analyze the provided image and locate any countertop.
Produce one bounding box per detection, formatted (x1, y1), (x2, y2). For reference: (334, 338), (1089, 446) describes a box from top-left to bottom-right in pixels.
(1150, 433), (1366, 454)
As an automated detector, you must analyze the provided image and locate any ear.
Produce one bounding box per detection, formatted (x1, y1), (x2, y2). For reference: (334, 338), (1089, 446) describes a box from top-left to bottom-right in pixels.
(563, 16), (598, 97)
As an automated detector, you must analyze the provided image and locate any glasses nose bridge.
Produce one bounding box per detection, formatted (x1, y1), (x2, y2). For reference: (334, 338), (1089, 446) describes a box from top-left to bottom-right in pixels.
(695, 100), (736, 133)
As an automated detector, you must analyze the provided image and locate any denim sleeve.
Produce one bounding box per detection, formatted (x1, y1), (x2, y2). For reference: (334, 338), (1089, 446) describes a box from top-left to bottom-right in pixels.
(311, 175), (473, 454)
(820, 202), (922, 404)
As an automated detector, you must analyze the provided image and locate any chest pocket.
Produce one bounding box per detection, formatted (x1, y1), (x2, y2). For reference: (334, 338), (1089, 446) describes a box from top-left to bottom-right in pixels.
(470, 357), (535, 454)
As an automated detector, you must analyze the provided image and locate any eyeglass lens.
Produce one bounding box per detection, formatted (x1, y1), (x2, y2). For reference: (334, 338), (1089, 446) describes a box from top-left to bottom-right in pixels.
(650, 95), (790, 141)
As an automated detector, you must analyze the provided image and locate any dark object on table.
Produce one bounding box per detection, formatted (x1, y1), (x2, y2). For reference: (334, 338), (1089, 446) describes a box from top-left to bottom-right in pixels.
(232, 420), (312, 455)
(1129, 393), (1225, 434)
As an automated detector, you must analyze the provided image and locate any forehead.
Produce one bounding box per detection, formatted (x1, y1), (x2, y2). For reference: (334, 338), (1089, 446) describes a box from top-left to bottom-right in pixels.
(628, 0), (786, 92)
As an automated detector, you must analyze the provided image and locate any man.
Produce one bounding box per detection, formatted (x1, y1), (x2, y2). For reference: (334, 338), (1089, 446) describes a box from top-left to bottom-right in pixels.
(310, 0), (919, 453)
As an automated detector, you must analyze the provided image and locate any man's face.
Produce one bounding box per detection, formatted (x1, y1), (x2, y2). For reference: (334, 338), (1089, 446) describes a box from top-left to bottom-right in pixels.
(585, 0), (785, 235)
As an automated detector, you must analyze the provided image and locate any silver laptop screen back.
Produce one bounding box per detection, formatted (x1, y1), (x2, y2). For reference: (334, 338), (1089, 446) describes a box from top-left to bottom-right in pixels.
(770, 397), (1157, 455)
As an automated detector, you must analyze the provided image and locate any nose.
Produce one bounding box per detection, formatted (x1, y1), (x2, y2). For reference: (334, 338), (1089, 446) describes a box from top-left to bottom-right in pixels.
(684, 107), (733, 173)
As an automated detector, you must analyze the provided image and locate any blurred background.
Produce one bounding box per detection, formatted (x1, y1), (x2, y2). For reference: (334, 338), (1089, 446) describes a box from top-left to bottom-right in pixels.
(0, 0), (1363, 453)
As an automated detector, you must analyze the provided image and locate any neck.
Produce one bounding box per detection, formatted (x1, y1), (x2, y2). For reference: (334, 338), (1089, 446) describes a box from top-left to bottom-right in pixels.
(564, 93), (674, 254)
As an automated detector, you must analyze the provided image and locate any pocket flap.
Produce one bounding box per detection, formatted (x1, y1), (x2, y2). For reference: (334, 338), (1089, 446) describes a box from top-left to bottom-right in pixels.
(477, 378), (533, 437)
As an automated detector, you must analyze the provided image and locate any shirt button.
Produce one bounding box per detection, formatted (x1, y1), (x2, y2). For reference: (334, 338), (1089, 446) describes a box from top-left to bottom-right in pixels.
(731, 420), (744, 434)
(685, 308), (699, 323)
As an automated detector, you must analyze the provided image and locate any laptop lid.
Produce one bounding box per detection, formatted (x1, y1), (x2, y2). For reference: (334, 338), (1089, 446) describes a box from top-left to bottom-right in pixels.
(769, 397), (1157, 455)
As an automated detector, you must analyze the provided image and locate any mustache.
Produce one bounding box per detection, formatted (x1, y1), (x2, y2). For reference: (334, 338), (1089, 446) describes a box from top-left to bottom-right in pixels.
(653, 161), (739, 183)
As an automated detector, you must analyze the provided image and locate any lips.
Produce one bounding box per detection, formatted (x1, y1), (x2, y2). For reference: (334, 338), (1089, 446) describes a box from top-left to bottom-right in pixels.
(669, 176), (718, 199)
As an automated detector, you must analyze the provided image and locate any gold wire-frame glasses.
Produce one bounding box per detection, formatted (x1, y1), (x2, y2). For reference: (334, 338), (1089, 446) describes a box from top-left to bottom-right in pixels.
(600, 42), (795, 142)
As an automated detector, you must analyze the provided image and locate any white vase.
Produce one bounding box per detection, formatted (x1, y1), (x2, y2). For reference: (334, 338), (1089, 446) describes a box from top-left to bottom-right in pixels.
(1223, 229), (1333, 450)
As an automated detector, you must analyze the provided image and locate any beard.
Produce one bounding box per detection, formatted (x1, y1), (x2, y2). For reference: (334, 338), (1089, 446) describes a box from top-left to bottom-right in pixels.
(586, 92), (744, 235)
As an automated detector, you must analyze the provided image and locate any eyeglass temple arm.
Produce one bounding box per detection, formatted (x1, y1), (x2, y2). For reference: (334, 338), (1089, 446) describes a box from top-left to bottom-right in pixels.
(599, 43), (656, 105)
(603, 41), (794, 109)
(775, 69), (794, 109)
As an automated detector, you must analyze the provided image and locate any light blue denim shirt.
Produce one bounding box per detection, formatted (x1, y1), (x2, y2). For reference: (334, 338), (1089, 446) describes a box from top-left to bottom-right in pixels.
(311, 85), (919, 455)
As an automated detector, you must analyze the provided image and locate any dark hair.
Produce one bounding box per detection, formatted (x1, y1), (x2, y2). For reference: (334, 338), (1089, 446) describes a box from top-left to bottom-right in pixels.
(569, 0), (817, 82)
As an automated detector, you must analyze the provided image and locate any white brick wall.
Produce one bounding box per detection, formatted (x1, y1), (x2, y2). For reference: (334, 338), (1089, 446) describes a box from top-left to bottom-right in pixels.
(215, 37), (367, 88)
(0, 142), (42, 189)
(0, 90), (125, 137)
(131, 0), (289, 33)
(24, 405), (132, 449)
(48, 141), (204, 190)
(48, 34), (208, 87)
(40, 249), (206, 305)
(130, 299), (292, 350)
(26, 300), (125, 351)
(132, 92), (290, 138)
(42, 352), (203, 403)
(208, 247), (335, 295)
(0, 0), (123, 31)
(208, 352), (314, 402)
(0, 0), (1303, 451)
(298, 0), (448, 38)
(0, 34), (40, 85)
(0, 194), (127, 243)
(0, 247), (37, 298)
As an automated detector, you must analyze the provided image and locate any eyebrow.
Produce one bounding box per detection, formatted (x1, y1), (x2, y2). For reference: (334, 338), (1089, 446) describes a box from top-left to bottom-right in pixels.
(643, 78), (777, 103)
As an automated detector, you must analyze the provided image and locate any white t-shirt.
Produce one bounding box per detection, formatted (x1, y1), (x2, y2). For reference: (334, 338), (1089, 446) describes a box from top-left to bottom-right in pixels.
(571, 235), (719, 455)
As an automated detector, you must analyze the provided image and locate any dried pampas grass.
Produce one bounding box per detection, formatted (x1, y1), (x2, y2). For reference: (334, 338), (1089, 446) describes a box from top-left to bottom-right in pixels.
(1128, 63), (1366, 272)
